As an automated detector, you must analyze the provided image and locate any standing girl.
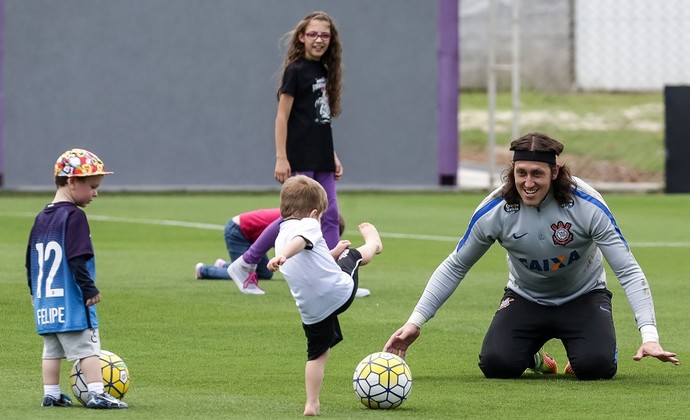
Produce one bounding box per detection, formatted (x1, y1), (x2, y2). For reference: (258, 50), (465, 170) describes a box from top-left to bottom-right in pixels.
(274, 11), (343, 249)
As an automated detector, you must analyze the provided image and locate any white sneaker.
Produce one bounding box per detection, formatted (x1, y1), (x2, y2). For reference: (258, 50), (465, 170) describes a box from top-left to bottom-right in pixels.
(227, 256), (264, 295)
(355, 288), (371, 298)
(214, 258), (226, 268)
(85, 391), (128, 409)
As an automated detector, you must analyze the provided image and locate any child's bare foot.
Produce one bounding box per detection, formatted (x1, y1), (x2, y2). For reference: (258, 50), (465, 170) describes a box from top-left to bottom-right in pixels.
(304, 402), (320, 416)
(358, 223), (383, 254)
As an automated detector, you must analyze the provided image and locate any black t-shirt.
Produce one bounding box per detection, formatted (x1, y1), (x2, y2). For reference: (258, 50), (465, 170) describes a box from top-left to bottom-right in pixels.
(280, 58), (335, 172)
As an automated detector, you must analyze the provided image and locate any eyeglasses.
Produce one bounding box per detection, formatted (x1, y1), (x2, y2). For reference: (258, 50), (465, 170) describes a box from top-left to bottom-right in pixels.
(304, 31), (332, 40)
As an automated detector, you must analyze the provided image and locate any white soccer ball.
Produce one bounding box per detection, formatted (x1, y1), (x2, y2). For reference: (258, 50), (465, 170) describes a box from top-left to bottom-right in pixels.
(69, 350), (130, 405)
(353, 351), (412, 409)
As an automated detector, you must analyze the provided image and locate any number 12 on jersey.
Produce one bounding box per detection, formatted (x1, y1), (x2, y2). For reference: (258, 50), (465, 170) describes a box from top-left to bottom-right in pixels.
(34, 241), (65, 299)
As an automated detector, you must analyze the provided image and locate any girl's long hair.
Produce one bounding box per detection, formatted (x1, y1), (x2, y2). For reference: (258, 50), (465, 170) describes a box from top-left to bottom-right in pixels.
(277, 11), (343, 117)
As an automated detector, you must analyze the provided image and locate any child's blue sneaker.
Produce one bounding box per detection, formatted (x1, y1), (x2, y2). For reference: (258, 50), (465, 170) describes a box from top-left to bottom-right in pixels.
(41, 393), (73, 407)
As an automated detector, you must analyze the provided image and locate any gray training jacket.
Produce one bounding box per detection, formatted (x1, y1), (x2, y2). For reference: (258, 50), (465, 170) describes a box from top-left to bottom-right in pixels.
(412, 177), (656, 330)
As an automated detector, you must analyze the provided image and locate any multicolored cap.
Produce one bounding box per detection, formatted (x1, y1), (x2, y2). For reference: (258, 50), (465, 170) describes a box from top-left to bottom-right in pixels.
(54, 148), (113, 177)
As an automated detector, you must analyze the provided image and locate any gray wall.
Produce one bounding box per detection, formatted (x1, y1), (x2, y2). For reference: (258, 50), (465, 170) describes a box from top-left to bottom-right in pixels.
(3, 0), (438, 190)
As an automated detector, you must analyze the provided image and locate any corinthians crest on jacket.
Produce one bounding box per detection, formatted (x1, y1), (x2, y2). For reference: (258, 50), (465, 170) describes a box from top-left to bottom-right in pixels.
(551, 221), (573, 246)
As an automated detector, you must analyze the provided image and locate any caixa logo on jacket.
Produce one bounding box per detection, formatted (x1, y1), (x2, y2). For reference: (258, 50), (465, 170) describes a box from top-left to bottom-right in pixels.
(519, 250), (581, 272)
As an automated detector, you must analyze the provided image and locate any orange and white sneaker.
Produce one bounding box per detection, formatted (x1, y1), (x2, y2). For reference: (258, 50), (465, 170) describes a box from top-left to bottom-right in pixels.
(563, 361), (575, 374)
(529, 349), (558, 374)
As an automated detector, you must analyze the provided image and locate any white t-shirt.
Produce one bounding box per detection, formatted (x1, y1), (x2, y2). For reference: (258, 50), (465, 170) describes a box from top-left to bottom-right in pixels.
(275, 218), (354, 324)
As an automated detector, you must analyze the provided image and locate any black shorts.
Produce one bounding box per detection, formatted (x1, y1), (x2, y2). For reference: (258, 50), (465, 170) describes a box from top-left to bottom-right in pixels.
(302, 248), (362, 361)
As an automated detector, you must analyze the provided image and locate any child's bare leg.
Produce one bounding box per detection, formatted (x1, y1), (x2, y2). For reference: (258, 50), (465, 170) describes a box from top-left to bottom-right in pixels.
(42, 358), (61, 386)
(304, 351), (329, 416)
(81, 355), (103, 384)
(356, 223), (383, 265)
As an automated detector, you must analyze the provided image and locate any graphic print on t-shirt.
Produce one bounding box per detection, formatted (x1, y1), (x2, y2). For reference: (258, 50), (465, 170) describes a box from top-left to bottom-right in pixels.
(312, 77), (331, 124)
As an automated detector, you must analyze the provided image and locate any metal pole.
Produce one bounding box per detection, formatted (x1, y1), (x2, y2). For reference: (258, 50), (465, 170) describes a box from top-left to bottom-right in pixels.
(511, 0), (521, 140)
(487, 0), (497, 188)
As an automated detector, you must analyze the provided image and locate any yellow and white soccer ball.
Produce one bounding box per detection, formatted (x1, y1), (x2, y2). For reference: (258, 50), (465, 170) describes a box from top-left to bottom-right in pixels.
(353, 352), (412, 409)
(69, 350), (130, 405)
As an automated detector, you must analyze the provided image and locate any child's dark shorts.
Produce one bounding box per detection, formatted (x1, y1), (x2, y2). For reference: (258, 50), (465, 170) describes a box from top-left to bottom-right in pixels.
(303, 248), (362, 361)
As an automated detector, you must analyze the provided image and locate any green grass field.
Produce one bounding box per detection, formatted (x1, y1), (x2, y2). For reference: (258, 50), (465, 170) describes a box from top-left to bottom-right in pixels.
(1, 192), (688, 419)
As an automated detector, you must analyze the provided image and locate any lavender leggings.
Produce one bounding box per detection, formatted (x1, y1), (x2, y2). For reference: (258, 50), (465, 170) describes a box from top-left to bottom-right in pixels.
(244, 171), (340, 265)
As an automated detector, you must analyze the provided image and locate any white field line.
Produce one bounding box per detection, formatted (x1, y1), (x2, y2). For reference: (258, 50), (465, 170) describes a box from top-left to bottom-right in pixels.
(7, 213), (690, 248)
(88, 215), (224, 231)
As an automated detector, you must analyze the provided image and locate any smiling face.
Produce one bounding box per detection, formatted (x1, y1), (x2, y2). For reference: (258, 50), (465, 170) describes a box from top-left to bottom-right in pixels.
(298, 19), (331, 61)
(513, 161), (558, 207)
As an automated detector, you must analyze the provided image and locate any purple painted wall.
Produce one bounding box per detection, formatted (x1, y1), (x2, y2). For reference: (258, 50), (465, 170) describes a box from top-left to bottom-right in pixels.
(438, 0), (459, 185)
(0, 0), (4, 187)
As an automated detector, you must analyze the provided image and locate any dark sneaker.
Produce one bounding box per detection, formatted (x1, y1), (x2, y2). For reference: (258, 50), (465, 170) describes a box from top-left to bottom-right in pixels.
(86, 392), (128, 409)
(41, 393), (73, 407)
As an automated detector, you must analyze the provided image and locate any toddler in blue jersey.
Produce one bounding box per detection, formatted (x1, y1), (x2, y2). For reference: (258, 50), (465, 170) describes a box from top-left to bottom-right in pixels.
(26, 148), (127, 409)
